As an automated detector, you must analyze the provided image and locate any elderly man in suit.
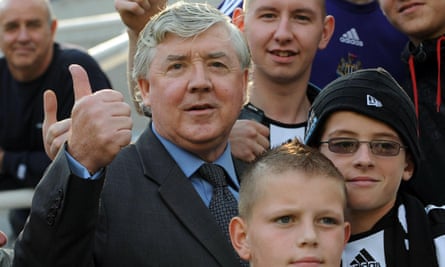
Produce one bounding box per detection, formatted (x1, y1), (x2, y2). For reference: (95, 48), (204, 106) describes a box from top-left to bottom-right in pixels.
(13, 2), (250, 266)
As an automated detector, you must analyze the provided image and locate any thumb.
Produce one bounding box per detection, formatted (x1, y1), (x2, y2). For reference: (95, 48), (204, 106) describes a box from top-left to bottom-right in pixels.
(69, 64), (93, 101)
(43, 89), (58, 138)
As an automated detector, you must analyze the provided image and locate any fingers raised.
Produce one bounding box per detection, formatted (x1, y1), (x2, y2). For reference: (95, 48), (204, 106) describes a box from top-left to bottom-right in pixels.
(69, 64), (93, 101)
(43, 90), (58, 134)
(115, 0), (146, 15)
(42, 90), (58, 158)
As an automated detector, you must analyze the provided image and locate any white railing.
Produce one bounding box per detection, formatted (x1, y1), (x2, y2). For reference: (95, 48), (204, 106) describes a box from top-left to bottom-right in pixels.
(0, 13), (129, 210)
(88, 32), (128, 72)
(58, 12), (121, 30)
(0, 189), (34, 210)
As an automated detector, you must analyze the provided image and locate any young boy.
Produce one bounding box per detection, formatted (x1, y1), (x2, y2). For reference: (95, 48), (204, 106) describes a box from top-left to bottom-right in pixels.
(229, 139), (351, 267)
(305, 68), (445, 266)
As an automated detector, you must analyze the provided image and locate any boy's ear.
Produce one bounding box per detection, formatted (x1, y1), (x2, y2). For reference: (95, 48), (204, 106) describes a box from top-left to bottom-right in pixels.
(229, 216), (251, 261)
(343, 221), (351, 246)
(402, 153), (415, 181)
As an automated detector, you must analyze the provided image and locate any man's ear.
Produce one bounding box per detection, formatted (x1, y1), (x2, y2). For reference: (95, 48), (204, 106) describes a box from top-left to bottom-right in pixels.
(50, 19), (58, 39)
(402, 153), (415, 181)
(232, 7), (245, 31)
(137, 78), (151, 107)
(318, 15), (335, 50)
(229, 216), (251, 261)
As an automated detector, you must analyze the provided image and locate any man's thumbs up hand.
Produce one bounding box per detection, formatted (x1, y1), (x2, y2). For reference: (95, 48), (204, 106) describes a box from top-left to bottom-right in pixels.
(67, 64), (133, 174)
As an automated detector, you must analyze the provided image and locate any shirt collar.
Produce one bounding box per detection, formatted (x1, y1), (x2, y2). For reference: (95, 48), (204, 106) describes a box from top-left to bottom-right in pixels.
(151, 124), (239, 187)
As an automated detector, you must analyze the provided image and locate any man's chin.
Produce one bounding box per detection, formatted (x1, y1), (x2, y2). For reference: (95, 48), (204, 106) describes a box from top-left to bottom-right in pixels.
(11, 58), (35, 69)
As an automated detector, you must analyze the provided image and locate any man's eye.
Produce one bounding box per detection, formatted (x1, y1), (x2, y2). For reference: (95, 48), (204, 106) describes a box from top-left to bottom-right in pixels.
(171, 63), (183, 70)
(27, 21), (42, 29)
(166, 63), (184, 72)
(259, 13), (276, 19)
(294, 15), (310, 22)
(210, 62), (226, 68)
(4, 24), (18, 32)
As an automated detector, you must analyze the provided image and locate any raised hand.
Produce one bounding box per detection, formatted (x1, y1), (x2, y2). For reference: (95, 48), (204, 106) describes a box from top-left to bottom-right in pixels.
(42, 90), (71, 160)
(67, 64), (133, 174)
(114, 0), (167, 35)
(114, 0), (167, 115)
(229, 120), (270, 162)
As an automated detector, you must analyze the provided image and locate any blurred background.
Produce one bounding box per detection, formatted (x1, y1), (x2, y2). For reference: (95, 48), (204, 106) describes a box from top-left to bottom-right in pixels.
(0, 0), (222, 247)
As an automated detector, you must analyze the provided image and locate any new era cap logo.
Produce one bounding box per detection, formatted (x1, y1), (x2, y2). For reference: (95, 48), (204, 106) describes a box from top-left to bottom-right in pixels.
(367, 94), (383, 107)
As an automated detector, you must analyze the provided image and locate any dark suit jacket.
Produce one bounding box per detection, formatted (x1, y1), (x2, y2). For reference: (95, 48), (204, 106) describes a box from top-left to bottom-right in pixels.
(13, 125), (247, 267)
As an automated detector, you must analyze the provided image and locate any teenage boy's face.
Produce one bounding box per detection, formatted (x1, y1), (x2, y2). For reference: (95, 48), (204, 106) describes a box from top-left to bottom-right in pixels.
(234, 0), (333, 84)
(319, 111), (414, 214)
(378, 0), (445, 45)
(232, 170), (350, 267)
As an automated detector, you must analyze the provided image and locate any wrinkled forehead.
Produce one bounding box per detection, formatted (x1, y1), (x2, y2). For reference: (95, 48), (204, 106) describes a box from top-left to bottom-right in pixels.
(155, 25), (236, 57)
(159, 22), (230, 43)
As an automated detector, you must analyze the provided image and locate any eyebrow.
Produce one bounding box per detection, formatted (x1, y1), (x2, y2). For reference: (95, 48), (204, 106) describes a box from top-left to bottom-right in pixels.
(166, 55), (186, 61)
(254, 6), (317, 16)
(254, 6), (278, 13)
(5, 18), (42, 25)
(327, 130), (401, 140)
(207, 51), (227, 59)
(166, 51), (228, 61)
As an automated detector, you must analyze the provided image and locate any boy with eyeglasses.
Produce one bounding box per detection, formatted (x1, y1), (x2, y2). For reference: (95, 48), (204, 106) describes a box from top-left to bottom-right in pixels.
(305, 68), (445, 267)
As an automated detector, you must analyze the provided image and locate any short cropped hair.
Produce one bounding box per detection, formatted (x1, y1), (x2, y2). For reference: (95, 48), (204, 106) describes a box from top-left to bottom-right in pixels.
(43, 0), (55, 24)
(239, 139), (346, 220)
(132, 1), (251, 113)
(0, 0), (55, 24)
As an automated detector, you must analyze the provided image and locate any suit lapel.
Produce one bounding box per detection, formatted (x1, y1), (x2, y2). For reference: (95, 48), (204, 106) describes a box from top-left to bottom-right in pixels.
(135, 126), (240, 267)
(160, 168), (240, 266)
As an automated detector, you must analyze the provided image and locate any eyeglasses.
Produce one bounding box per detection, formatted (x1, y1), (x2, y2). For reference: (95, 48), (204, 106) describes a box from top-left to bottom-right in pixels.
(320, 138), (407, 157)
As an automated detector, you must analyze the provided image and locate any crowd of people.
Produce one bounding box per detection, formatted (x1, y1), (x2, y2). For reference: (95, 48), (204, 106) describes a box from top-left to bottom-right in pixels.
(0, 0), (443, 266)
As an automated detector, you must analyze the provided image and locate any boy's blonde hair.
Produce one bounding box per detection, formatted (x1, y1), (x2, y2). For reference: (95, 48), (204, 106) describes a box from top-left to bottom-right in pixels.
(238, 139), (346, 220)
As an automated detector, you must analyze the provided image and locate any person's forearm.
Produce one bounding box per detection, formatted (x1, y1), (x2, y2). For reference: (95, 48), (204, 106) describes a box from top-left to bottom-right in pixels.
(126, 29), (143, 115)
